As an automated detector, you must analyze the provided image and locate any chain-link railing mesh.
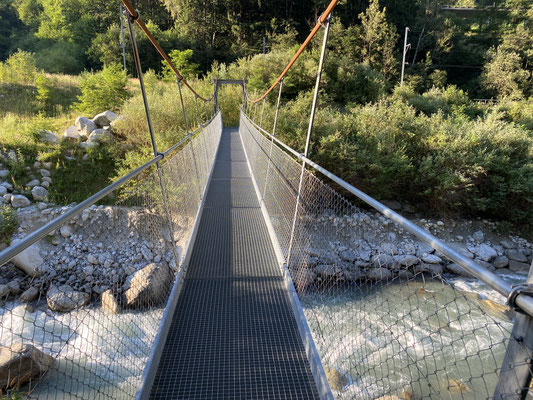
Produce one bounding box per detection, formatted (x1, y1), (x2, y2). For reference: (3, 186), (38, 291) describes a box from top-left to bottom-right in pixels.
(239, 111), (532, 400)
(0, 113), (222, 399)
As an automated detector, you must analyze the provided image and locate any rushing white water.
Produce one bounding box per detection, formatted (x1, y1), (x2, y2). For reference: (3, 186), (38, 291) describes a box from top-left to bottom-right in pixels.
(301, 272), (528, 400)
(0, 301), (163, 399)
(0, 272), (528, 399)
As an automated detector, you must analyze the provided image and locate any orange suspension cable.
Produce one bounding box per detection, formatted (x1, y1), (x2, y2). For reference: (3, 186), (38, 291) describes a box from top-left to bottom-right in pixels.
(120, 0), (214, 102)
(245, 0), (339, 103)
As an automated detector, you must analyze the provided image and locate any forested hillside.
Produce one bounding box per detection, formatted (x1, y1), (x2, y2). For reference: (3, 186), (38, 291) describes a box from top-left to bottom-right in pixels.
(0, 0), (531, 230)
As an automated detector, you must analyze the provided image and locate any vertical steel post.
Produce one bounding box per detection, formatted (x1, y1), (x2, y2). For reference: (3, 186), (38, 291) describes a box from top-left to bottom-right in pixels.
(126, 10), (179, 264)
(262, 78), (284, 197)
(494, 262), (533, 399)
(176, 78), (189, 134)
(120, 5), (127, 71)
(287, 15), (331, 266)
(259, 98), (266, 128)
(194, 95), (202, 127)
(400, 27), (410, 86)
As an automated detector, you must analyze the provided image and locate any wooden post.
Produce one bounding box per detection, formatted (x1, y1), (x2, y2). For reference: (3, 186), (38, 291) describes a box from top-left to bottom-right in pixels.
(494, 261), (533, 399)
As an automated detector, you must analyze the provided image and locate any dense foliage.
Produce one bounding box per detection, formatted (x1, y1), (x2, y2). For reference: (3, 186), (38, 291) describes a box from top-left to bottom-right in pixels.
(0, 0), (531, 229)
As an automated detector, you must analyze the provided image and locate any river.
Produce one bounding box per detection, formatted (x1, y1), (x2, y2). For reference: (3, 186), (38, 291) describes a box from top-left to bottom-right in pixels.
(0, 272), (528, 399)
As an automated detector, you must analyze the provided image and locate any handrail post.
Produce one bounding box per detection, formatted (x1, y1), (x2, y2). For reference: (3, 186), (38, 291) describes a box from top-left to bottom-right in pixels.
(287, 14), (331, 266)
(494, 261), (533, 399)
(262, 78), (284, 197)
(194, 95), (202, 128)
(127, 10), (179, 264)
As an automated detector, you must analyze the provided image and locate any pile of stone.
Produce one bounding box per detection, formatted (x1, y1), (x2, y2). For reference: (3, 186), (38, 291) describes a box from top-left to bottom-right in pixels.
(0, 156), (53, 207)
(0, 204), (181, 316)
(65, 110), (121, 149)
(292, 212), (533, 290)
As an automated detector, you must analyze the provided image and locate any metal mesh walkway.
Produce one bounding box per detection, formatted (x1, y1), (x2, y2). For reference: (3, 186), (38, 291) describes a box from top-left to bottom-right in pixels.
(149, 127), (320, 399)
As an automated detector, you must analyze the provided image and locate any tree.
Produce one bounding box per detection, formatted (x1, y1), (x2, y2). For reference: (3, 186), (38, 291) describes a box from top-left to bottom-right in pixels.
(358, 0), (398, 80)
(161, 49), (199, 80)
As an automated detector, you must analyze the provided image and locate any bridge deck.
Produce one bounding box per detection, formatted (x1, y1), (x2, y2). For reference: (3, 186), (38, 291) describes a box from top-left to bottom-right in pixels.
(148, 127), (320, 399)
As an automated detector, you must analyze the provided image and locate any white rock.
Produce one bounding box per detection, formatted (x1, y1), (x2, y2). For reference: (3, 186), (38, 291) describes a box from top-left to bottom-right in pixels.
(80, 141), (99, 149)
(11, 194), (31, 208)
(0, 186), (6, 196)
(87, 254), (99, 265)
(41, 176), (52, 183)
(40, 169), (50, 177)
(75, 116), (97, 137)
(26, 179), (40, 188)
(472, 230), (484, 241)
(88, 128), (114, 144)
(92, 111), (118, 127)
(366, 267), (392, 280)
(1, 181), (13, 191)
(10, 241), (43, 277)
(0, 343), (56, 388)
(507, 250), (528, 263)
(19, 286), (39, 302)
(41, 180), (50, 188)
(37, 130), (59, 144)
(422, 254), (443, 264)
(62, 126), (82, 143)
(0, 170), (9, 179)
(0, 284), (9, 297)
(60, 225), (73, 238)
(393, 254), (419, 267)
(31, 186), (48, 201)
(477, 244), (498, 262)
(46, 284), (90, 312)
(123, 263), (171, 308)
(101, 290), (121, 314)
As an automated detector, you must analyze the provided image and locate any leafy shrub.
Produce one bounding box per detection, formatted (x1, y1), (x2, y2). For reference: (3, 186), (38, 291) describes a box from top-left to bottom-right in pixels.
(75, 63), (128, 115)
(0, 205), (18, 242)
(35, 42), (82, 74)
(0, 50), (38, 84)
(161, 49), (199, 81)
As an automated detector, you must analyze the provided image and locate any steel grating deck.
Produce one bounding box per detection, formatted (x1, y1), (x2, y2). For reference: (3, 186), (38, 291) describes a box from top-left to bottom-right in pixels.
(149, 127), (320, 399)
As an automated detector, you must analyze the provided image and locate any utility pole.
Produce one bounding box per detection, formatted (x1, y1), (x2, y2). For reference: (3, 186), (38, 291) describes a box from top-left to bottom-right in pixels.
(400, 27), (410, 86)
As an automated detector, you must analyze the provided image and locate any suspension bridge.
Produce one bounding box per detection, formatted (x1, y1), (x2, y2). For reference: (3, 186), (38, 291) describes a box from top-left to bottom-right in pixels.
(1, 0), (533, 399)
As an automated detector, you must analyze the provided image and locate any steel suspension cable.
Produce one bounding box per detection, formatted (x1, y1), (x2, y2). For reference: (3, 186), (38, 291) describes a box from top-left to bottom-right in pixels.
(244, 0), (339, 104)
(120, 0), (214, 102)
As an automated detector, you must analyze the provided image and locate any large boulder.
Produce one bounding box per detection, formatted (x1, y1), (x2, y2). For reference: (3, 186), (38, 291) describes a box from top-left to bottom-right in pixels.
(75, 116), (97, 138)
(123, 263), (171, 308)
(11, 194), (30, 208)
(62, 126), (81, 143)
(88, 128), (114, 144)
(366, 267), (392, 280)
(46, 285), (90, 312)
(477, 244), (498, 262)
(36, 130), (59, 144)
(101, 290), (120, 314)
(0, 343), (55, 389)
(92, 111), (118, 127)
(11, 241), (44, 277)
(31, 186), (48, 202)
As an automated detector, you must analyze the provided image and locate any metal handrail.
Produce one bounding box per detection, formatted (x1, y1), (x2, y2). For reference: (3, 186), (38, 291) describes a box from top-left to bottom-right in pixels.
(0, 111), (220, 268)
(241, 111), (533, 317)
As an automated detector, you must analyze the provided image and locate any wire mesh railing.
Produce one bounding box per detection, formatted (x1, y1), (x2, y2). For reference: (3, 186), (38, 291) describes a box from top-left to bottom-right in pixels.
(239, 110), (533, 400)
(0, 113), (222, 399)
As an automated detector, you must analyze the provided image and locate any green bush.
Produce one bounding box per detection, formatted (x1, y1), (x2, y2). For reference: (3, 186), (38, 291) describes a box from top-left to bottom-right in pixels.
(75, 63), (128, 116)
(0, 50), (38, 84)
(0, 205), (18, 242)
(35, 42), (83, 74)
(161, 49), (199, 81)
